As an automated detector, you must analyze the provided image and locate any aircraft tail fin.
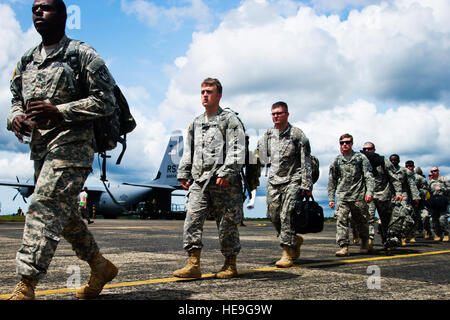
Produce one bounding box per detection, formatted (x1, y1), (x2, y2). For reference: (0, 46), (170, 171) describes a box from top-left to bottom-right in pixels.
(153, 131), (183, 187)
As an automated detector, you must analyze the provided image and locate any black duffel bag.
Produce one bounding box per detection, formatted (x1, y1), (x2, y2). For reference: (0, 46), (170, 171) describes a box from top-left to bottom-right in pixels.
(424, 195), (449, 217)
(292, 195), (324, 234)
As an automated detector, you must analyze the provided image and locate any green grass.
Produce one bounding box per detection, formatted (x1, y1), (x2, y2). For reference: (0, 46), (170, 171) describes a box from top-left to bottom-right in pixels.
(0, 215), (26, 222)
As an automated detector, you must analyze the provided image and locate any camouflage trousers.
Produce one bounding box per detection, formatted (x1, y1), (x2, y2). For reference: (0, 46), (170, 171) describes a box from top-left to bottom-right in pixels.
(384, 201), (415, 248)
(369, 198), (394, 244)
(16, 158), (98, 279)
(418, 206), (432, 234)
(430, 208), (449, 237)
(266, 182), (302, 248)
(411, 204), (431, 236)
(335, 200), (369, 247)
(183, 179), (243, 257)
(365, 202), (378, 240)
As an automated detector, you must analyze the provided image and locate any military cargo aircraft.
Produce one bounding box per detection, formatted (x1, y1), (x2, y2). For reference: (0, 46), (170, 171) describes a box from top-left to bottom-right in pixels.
(0, 132), (186, 220)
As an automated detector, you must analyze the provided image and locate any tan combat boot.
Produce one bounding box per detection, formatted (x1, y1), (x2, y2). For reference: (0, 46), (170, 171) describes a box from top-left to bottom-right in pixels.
(368, 239), (374, 252)
(76, 253), (118, 299)
(275, 245), (295, 268)
(401, 238), (407, 246)
(425, 232), (431, 240)
(173, 249), (202, 278)
(409, 236), (416, 243)
(443, 235), (449, 242)
(434, 234), (442, 241)
(215, 255), (238, 279)
(8, 276), (39, 300)
(292, 235), (304, 260)
(335, 245), (349, 257)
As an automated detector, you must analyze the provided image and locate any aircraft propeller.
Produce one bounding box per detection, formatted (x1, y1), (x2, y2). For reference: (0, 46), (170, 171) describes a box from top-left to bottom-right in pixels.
(12, 176), (29, 203)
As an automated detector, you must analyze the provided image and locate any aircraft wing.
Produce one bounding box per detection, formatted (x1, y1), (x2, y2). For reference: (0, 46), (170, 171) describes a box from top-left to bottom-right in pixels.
(0, 181), (35, 188)
(122, 182), (176, 191)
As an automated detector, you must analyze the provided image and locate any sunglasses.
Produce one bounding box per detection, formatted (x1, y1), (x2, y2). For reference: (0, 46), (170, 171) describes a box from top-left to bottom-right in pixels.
(340, 140), (352, 145)
(431, 170), (439, 173)
(32, 4), (56, 13)
(271, 112), (286, 117)
(363, 147), (374, 151)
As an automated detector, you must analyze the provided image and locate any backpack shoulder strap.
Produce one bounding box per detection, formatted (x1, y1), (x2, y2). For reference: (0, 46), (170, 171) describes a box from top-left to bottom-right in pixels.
(63, 40), (83, 73)
(19, 46), (38, 72)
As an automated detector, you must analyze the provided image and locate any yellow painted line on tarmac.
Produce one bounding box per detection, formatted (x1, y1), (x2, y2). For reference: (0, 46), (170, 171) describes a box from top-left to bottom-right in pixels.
(1, 249), (449, 300)
(0, 223), (267, 231)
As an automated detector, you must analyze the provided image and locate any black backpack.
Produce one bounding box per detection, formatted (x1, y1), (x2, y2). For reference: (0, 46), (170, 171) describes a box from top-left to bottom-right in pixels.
(311, 155), (320, 184)
(292, 195), (324, 234)
(63, 41), (137, 173)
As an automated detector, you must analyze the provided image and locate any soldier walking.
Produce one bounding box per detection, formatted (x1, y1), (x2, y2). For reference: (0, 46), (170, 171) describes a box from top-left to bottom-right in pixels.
(174, 78), (245, 279)
(328, 134), (374, 256)
(6, 0), (118, 300)
(257, 101), (313, 268)
(405, 161), (430, 240)
(360, 142), (402, 248)
(388, 155), (421, 247)
(427, 167), (449, 242)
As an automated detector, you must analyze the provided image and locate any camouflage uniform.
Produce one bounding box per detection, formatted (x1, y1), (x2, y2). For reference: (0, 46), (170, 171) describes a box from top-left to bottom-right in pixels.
(257, 124), (312, 247)
(7, 36), (116, 279)
(386, 166), (421, 246)
(368, 158), (402, 244)
(428, 177), (449, 237)
(412, 173), (431, 236)
(328, 152), (374, 247)
(177, 107), (245, 257)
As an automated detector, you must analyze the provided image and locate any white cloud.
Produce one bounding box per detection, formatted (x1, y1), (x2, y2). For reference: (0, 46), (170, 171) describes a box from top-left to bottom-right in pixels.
(154, 0), (450, 204)
(0, 4), (40, 150)
(158, 0), (450, 134)
(1, 0), (450, 215)
(294, 99), (450, 203)
(0, 3), (168, 189)
(0, 151), (33, 179)
(121, 0), (213, 32)
(296, 99), (450, 167)
(310, 0), (383, 12)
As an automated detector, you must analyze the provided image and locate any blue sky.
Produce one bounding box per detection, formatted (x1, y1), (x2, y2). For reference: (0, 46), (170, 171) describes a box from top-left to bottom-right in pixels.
(0, 0), (449, 218)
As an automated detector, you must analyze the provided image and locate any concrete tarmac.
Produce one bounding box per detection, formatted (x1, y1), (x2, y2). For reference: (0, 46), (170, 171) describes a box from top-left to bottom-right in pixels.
(0, 219), (449, 301)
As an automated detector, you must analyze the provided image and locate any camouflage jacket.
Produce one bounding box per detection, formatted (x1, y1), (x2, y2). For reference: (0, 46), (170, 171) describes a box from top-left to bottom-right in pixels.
(414, 173), (430, 200)
(328, 151), (374, 202)
(428, 176), (449, 197)
(177, 107), (245, 183)
(7, 35), (116, 166)
(391, 165), (421, 203)
(257, 124), (312, 190)
(372, 158), (402, 201)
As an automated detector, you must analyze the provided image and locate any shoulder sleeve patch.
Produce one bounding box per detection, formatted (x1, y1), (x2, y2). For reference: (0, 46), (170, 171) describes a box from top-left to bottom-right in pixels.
(86, 56), (106, 74)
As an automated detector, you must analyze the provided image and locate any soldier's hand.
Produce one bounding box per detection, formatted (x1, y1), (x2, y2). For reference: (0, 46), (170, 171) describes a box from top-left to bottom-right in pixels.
(329, 201), (335, 209)
(216, 178), (230, 188)
(12, 115), (33, 141)
(365, 195), (373, 203)
(395, 195), (403, 202)
(414, 199), (420, 207)
(179, 179), (190, 191)
(26, 101), (63, 129)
